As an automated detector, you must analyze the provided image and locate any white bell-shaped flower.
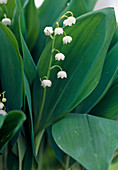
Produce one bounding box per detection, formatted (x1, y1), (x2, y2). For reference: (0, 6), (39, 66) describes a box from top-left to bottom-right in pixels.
(41, 80), (52, 87)
(63, 36), (72, 44)
(0, 102), (4, 110)
(2, 18), (11, 26)
(55, 27), (63, 35)
(0, 0), (7, 4)
(55, 53), (65, 61)
(63, 16), (76, 26)
(44, 27), (53, 36)
(57, 71), (67, 79)
(0, 110), (7, 116)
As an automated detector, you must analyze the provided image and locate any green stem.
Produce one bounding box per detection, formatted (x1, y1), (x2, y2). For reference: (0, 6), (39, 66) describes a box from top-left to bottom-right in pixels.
(50, 65), (63, 71)
(64, 11), (73, 17)
(52, 48), (60, 53)
(65, 155), (70, 170)
(47, 30), (53, 39)
(35, 34), (56, 135)
(63, 31), (67, 36)
(58, 15), (68, 23)
(35, 129), (45, 155)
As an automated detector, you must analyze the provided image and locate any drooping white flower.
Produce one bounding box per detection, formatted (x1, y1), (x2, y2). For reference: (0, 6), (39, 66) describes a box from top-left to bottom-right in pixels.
(44, 27), (53, 36)
(2, 18), (11, 26)
(63, 36), (72, 44)
(55, 53), (65, 61)
(57, 71), (67, 79)
(0, 110), (7, 116)
(63, 16), (76, 26)
(41, 80), (52, 87)
(55, 27), (63, 35)
(0, 0), (7, 4)
(0, 102), (4, 110)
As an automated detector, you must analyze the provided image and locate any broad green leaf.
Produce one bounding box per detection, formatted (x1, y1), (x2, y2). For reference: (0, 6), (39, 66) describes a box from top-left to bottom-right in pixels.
(112, 73), (118, 87)
(24, 75), (37, 161)
(0, 110), (26, 151)
(7, 151), (19, 170)
(20, 31), (36, 86)
(15, 0), (26, 36)
(0, 115), (6, 128)
(0, 23), (24, 110)
(47, 126), (75, 167)
(0, 23), (22, 58)
(85, 0), (98, 10)
(54, 0), (97, 26)
(12, 0), (26, 49)
(52, 113), (118, 170)
(22, 144), (33, 170)
(91, 83), (118, 119)
(76, 42), (118, 113)
(6, 0), (15, 18)
(33, 8), (116, 130)
(17, 134), (26, 166)
(24, 0), (39, 50)
(0, 4), (7, 16)
(7, 142), (19, 170)
(110, 25), (118, 49)
(0, 7), (4, 20)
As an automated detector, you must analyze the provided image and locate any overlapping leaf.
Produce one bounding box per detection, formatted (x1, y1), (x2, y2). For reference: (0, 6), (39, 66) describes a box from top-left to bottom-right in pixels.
(0, 111), (26, 152)
(52, 113), (118, 170)
(33, 8), (116, 130)
(76, 42), (118, 113)
(24, 0), (39, 50)
(0, 23), (24, 110)
(91, 83), (118, 119)
(47, 126), (75, 167)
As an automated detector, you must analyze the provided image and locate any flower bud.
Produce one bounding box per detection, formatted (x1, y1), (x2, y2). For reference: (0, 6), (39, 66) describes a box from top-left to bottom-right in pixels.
(2, 98), (7, 102)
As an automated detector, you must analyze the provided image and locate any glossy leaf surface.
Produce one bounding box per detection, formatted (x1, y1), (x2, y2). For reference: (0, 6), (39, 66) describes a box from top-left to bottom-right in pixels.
(52, 113), (118, 170)
(33, 8), (116, 129)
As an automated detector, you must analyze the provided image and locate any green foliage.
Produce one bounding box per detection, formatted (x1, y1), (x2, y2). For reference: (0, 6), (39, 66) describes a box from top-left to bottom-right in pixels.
(0, 110), (26, 152)
(76, 42), (118, 113)
(33, 8), (116, 130)
(0, 23), (24, 110)
(0, 1), (118, 169)
(52, 113), (118, 170)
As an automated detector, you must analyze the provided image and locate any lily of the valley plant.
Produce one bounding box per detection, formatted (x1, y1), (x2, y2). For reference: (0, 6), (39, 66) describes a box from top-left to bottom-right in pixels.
(0, 0), (118, 170)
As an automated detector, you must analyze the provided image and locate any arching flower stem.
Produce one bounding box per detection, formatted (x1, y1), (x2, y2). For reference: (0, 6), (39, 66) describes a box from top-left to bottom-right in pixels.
(50, 65), (63, 71)
(58, 15), (68, 24)
(52, 48), (60, 53)
(64, 11), (73, 17)
(63, 31), (67, 36)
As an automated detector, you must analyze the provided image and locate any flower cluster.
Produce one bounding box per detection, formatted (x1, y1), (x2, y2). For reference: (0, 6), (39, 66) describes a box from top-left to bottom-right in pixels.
(0, 0), (7, 4)
(0, 92), (7, 116)
(41, 11), (76, 88)
(0, 0), (12, 26)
